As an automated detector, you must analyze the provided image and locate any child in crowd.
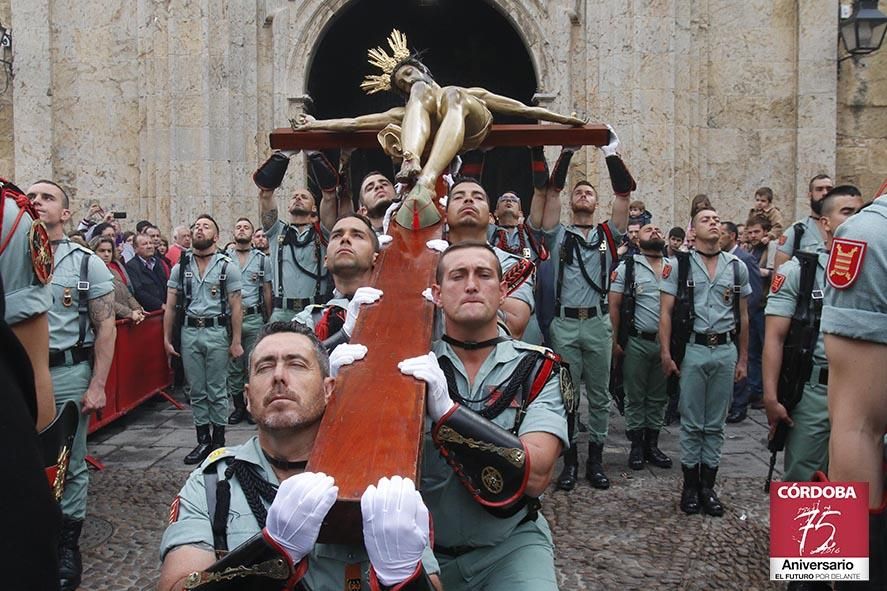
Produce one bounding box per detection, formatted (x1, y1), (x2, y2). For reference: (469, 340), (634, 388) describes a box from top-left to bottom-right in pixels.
(746, 186), (784, 243)
(629, 200), (653, 227)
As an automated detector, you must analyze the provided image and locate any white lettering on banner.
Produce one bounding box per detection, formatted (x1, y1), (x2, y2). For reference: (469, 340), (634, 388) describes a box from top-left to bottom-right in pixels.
(777, 483), (858, 500)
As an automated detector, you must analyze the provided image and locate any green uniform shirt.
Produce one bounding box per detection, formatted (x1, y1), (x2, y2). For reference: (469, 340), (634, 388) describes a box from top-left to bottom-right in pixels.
(609, 254), (669, 334)
(778, 216), (825, 258)
(423, 339), (568, 548)
(660, 251), (751, 333)
(1, 197), (52, 324)
(48, 239), (114, 351)
(168, 252), (242, 317)
(226, 248), (270, 309)
(488, 224), (546, 264)
(537, 221), (623, 308)
(494, 245), (535, 312)
(160, 437), (439, 589)
(822, 195), (887, 344)
(765, 251), (828, 366)
(265, 220), (329, 300)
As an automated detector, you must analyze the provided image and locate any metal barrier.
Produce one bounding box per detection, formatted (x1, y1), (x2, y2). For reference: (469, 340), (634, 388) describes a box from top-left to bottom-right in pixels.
(87, 310), (180, 434)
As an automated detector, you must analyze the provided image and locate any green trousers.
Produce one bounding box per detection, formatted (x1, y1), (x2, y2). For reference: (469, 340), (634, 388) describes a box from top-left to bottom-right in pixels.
(623, 335), (667, 431)
(783, 377), (829, 482)
(227, 313), (264, 397)
(182, 325), (230, 426)
(549, 314), (612, 444)
(678, 342), (737, 467)
(51, 361), (92, 520)
(437, 518), (557, 591)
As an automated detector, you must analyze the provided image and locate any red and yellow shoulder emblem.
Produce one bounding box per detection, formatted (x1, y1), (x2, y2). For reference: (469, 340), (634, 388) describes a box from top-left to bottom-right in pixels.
(610, 270), (618, 282)
(826, 237), (867, 290)
(770, 273), (786, 293)
(662, 264), (672, 279)
(778, 235), (787, 246)
(168, 496), (181, 524)
(29, 220), (54, 284)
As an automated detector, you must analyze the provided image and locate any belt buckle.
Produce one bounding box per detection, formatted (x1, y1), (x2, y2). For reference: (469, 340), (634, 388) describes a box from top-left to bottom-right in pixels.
(577, 308), (589, 320)
(196, 317), (206, 328)
(706, 333), (718, 347)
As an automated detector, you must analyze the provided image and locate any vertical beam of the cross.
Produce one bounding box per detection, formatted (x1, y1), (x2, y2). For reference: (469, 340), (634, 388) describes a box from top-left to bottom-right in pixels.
(309, 218), (441, 545)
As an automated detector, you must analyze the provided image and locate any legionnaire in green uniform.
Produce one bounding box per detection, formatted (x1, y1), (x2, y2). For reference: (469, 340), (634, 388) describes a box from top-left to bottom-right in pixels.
(528, 128), (633, 491)
(28, 179), (118, 591)
(609, 223), (672, 471)
(660, 208), (750, 517)
(164, 215), (244, 465)
(820, 193), (887, 589)
(293, 214), (382, 351)
(226, 217), (272, 425)
(2, 178), (55, 430)
(774, 174), (834, 269)
(159, 322), (440, 591)
(398, 242), (567, 591)
(763, 187), (863, 485)
(429, 179), (536, 340)
(253, 153), (333, 322)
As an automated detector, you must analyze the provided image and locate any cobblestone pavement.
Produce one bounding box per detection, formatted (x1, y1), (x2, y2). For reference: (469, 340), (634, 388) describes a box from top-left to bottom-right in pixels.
(78, 392), (781, 590)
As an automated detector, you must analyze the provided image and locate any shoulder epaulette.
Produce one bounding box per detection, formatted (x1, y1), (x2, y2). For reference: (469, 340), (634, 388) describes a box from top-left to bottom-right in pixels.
(200, 446), (236, 470)
(512, 341), (558, 360)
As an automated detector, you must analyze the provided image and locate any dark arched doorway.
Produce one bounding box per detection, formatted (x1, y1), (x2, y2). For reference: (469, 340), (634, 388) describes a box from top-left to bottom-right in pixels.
(306, 0), (539, 213)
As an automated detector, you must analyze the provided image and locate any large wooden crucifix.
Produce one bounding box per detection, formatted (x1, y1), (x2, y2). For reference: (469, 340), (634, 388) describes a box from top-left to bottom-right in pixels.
(269, 28), (611, 544)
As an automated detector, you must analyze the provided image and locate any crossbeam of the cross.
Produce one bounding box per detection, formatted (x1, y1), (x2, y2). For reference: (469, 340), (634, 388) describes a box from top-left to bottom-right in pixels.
(270, 123), (611, 151)
(278, 123), (609, 544)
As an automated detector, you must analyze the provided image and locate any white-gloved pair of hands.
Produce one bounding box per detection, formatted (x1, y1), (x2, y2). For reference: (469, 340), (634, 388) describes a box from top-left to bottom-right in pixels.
(341, 287), (384, 338)
(329, 344), (453, 424)
(265, 473), (429, 587)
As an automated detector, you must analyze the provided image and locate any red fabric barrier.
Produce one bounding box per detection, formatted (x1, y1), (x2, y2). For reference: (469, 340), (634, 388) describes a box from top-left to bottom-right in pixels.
(88, 310), (172, 433)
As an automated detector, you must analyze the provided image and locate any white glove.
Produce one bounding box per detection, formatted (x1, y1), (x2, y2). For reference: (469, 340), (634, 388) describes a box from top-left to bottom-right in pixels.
(438, 194), (448, 209)
(329, 343), (368, 378)
(377, 234), (393, 247)
(420, 287), (435, 303)
(600, 124), (619, 157)
(398, 352), (454, 422)
(279, 149), (299, 159)
(426, 239), (449, 253)
(265, 472), (338, 564)
(382, 200), (400, 235)
(343, 287), (383, 337)
(362, 476), (430, 587)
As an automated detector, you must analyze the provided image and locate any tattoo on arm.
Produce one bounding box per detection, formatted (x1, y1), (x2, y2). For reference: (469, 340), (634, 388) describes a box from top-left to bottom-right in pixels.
(261, 207), (278, 231)
(89, 292), (116, 327)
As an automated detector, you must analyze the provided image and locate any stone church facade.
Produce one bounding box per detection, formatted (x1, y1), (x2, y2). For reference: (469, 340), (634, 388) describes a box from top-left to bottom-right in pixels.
(0, 0), (883, 234)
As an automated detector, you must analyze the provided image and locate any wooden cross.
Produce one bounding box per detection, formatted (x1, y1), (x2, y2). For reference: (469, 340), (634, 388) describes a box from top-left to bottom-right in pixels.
(269, 123), (609, 544)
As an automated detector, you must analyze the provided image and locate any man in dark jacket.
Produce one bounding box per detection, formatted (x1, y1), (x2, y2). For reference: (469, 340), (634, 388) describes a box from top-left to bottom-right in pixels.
(126, 233), (168, 311)
(720, 221), (763, 423)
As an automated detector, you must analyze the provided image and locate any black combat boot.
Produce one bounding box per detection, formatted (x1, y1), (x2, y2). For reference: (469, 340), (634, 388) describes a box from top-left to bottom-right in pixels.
(184, 424), (213, 465)
(699, 464), (724, 517)
(555, 445), (579, 491)
(585, 442), (610, 489)
(644, 428), (673, 468)
(626, 429), (645, 470)
(680, 464), (701, 514)
(228, 394), (249, 424)
(211, 424), (226, 451)
(58, 516), (83, 591)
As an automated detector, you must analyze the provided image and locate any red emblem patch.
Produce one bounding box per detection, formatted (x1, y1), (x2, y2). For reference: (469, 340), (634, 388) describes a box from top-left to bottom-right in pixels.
(29, 220), (54, 284)
(778, 235), (787, 246)
(610, 270), (618, 282)
(826, 238), (867, 289)
(771, 273), (786, 293)
(168, 496), (181, 524)
(662, 264), (672, 279)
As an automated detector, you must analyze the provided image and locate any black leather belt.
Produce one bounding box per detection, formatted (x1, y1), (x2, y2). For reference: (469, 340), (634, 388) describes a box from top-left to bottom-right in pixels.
(693, 331), (732, 346)
(273, 297), (311, 311)
(184, 316), (229, 328)
(49, 346), (93, 368)
(629, 327), (658, 342)
(243, 305), (262, 317)
(559, 303), (608, 320)
(812, 366), (829, 386)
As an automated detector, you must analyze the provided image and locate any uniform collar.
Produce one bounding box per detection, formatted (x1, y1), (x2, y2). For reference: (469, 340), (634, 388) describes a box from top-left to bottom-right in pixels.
(234, 436), (280, 485)
(435, 338), (518, 387)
